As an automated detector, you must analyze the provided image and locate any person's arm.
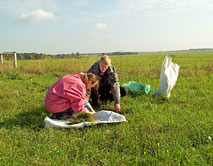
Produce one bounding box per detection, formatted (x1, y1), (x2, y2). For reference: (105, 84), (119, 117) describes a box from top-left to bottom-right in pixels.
(64, 84), (88, 113)
(84, 102), (95, 113)
(109, 67), (121, 112)
(111, 82), (121, 104)
(111, 83), (121, 112)
(70, 95), (88, 113)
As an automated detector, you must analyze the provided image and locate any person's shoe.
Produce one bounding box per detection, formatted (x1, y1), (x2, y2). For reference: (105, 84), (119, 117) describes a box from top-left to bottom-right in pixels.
(50, 114), (61, 120)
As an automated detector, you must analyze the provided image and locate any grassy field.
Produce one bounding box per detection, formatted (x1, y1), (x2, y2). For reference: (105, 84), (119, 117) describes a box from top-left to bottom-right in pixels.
(0, 51), (212, 165)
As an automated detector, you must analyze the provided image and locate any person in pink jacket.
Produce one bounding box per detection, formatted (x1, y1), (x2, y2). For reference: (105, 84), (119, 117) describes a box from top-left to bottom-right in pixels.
(45, 73), (98, 119)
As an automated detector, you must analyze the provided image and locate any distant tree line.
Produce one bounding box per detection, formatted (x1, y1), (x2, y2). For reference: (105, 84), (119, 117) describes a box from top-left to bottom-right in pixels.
(105, 52), (138, 55)
(188, 48), (213, 51)
(53, 52), (81, 59)
(2, 52), (81, 60)
(2, 51), (139, 60)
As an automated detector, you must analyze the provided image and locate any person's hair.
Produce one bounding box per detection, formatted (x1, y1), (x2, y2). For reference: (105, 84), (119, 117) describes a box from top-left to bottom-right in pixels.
(82, 73), (99, 90)
(99, 55), (111, 65)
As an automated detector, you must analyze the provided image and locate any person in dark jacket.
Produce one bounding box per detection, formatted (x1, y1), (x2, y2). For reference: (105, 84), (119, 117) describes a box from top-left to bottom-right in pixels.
(87, 55), (128, 112)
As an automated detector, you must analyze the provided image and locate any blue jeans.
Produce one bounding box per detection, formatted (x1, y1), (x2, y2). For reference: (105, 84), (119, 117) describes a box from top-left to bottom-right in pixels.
(50, 107), (74, 120)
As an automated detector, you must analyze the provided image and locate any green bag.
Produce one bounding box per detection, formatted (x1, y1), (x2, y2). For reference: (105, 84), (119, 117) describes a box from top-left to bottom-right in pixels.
(122, 81), (155, 95)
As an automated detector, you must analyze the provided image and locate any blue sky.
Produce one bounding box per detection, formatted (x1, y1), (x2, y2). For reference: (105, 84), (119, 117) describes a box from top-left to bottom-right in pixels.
(0, 0), (213, 54)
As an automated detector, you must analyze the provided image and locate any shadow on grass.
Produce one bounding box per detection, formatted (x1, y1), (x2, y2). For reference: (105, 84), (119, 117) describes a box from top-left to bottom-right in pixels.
(0, 106), (49, 131)
(89, 94), (169, 116)
(130, 93), (169, 103)
(151, 94), (170, 104)
(0, 106), (125, 131)
(98, 106), (132, 116)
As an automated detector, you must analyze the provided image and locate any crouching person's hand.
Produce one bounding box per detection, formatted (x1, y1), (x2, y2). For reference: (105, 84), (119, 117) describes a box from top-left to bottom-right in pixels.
(89, 107), (96, 113)
(115, 103), (121, 112)
(84, 107), (95, 114)
(88, 103), (96, 113)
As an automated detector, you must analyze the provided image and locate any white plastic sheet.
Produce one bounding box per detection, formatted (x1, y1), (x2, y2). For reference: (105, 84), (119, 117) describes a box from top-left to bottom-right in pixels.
(156, 56), (179, 98)
(44, 110), (127, 128)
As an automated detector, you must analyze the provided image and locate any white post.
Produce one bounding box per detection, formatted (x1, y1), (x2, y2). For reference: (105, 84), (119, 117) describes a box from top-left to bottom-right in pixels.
(0, 54), (3, 64)
(14, 52), (17, 68)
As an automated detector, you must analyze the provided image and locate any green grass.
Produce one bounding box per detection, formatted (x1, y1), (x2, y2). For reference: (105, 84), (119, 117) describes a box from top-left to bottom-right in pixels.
(0, 52), (212, 165)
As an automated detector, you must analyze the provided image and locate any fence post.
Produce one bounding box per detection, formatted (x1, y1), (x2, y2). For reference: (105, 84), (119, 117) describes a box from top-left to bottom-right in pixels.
(0, 54), (3, 64)
(14, 52), (17, 68)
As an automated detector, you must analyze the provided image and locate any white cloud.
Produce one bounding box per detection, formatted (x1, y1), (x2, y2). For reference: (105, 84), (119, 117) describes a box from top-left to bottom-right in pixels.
(0, 0), (59, 16)
(0, 0), (89, 24)
(19, 10), (55, 23)
(95, 23), (107, 30)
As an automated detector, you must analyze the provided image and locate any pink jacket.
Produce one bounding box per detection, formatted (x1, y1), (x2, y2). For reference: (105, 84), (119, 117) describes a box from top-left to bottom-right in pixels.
(45, 74), (88, 114)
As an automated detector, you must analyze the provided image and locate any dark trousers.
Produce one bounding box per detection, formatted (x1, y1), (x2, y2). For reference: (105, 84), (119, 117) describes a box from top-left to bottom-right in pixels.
(90, 86), (128, 107)
(50, 107), (74, 120)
